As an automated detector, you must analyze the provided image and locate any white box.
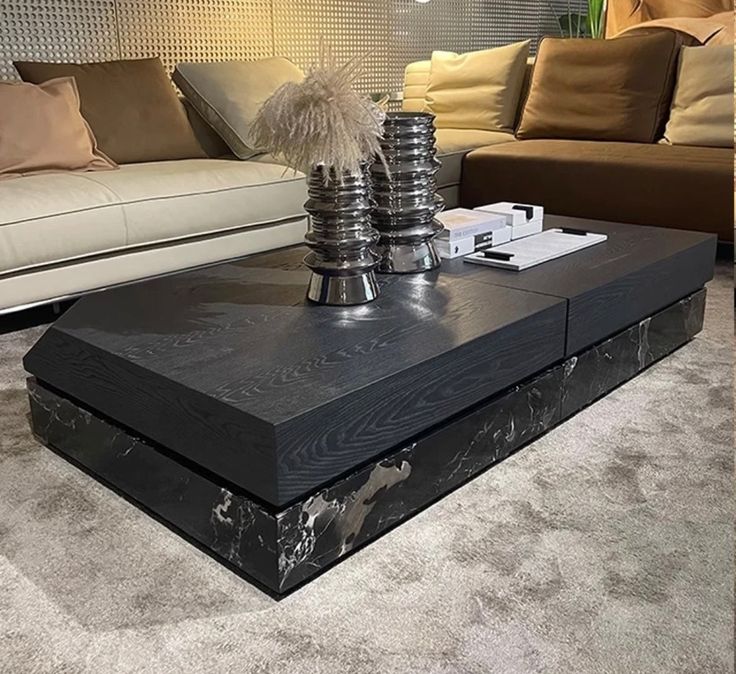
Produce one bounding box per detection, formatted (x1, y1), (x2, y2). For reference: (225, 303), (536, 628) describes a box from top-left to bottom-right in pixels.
(474, 202), (544, 237)
(510, 217), (543, 240)
(436, 208), (507, 241)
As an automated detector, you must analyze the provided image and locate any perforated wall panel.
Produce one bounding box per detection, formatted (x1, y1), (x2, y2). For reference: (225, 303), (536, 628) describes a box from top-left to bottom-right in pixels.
(0, 0), (119, 81)
(1, 0), (559, 89)
(116, 0), (273, 70)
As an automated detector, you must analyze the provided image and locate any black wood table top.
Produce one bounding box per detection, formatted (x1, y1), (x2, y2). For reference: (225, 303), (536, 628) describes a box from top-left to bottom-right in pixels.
(23, 216), (715, 507)
(443, 215), (716, 354)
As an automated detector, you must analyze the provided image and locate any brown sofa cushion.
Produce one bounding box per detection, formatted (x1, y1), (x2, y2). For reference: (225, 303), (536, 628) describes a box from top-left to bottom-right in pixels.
(14, 58), (205, 164)
(460, 139), (732, 241)
(516, 33), (680, 143)
(614, 12), (734, 45)
(605, 0), (733, 38)
(0, 78), (116, 179)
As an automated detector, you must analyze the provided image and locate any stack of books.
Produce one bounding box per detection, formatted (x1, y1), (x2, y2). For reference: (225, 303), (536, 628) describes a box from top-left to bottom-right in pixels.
(435, 209), (509, 259)
(435, 203), (545, 259)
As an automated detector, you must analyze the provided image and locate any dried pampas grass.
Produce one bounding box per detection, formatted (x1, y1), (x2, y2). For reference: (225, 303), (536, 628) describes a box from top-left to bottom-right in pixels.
(249, 47), (385, 177)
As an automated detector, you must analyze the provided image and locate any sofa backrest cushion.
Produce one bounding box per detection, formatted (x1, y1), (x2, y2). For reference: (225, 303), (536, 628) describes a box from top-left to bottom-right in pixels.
(663, 45), (734, 147)
(181, 97), (231, 158)
(613, 12), (734, 45)
(402, 57), (534, 126)
(425, 41), (530, 133)
(402, 60), (431, 113)
(516, 32), (680, 143)
(14, 58), (206, 165)
(0, 77), (117, 179)
(173, 57), (304, 160)
(605, 0), (733, 38)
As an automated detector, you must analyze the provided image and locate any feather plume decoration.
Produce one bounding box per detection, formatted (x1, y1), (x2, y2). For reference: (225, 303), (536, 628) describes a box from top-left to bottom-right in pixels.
(249, 46), (386, 178)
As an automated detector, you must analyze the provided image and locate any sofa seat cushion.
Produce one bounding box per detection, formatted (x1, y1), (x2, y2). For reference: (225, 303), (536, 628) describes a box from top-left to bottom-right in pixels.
(0, 159), (307, 276)
(435, 129), (515, 155)
(79, 159), (306, 246)
(435, 129), (516, 188)
(461, 139), (733, 241)
(0, 173), (127, 275)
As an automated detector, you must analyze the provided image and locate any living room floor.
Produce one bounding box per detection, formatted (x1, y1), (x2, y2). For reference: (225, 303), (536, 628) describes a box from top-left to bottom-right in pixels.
(0, 264), (732, 674)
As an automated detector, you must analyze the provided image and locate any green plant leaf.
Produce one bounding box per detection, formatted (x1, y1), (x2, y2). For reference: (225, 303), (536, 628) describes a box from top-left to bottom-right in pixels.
(588, 0), (605, 38)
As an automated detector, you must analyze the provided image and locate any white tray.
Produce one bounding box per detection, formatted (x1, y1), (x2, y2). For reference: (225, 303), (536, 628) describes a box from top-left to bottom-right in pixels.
(463, 227), (607, 271)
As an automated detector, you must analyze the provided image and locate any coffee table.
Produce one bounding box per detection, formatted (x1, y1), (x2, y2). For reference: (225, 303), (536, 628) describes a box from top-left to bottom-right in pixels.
(24, 216), (715, 596)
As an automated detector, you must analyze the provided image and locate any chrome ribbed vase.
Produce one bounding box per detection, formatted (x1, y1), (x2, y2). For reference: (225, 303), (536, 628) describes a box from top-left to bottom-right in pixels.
(370, 112), (444, 273)
(303, 164), (381, 305)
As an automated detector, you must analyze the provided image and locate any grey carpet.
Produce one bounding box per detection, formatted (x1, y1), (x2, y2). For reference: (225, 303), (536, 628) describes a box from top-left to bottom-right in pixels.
(0, 267), (732, 674)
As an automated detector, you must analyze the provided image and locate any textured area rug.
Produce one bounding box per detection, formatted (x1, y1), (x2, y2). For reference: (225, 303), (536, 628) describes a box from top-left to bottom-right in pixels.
(0, 267), (732, 674)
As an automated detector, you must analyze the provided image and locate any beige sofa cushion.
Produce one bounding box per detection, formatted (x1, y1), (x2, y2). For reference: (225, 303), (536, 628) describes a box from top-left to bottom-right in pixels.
(0, 219), (308, 312)
(86, 159), (306, 246)
(173, 58), (304, 160)
(664, 45), (734, 147)
(0, 173), (126, 275)
(435, 129), (516, 155)
(0, 159), (307, 276)
(426, 41), (530, 132)
(402, 60), (431, 112)
(433, 129), (517, 209)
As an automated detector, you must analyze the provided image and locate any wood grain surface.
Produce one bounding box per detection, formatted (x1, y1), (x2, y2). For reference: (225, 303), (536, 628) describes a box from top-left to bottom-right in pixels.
(23, 218), (714, 506)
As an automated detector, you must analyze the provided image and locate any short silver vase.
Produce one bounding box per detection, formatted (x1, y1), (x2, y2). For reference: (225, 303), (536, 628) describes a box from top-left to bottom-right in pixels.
(370, 112), (444, 273)
(303, 164), (381, 305)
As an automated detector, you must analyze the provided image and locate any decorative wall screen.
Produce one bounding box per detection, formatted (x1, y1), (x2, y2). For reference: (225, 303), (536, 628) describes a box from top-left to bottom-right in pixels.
(1, 0), (560, 94)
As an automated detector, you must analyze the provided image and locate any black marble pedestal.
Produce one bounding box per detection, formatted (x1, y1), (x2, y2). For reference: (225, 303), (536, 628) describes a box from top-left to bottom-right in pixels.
(28, 290), (705, 596)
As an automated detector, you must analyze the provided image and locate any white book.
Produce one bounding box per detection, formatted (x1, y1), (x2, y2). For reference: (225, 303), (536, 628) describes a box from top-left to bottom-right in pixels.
(436, 208), (507, 241)
(436, 237), (475, 259)
(436, 225), (513, 259)
(463, 228), (607, 271)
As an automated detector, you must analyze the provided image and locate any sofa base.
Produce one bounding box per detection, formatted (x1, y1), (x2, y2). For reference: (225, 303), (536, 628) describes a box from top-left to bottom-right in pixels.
(0, 217), (308, 315)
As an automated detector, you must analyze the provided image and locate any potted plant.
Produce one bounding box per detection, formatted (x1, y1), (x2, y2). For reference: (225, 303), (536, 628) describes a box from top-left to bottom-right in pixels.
(548, 0), (606, 38)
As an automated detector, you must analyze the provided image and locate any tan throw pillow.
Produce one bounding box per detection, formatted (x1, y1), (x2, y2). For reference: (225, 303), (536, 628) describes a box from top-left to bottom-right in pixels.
(664, 45), (733, 147)
(516, 32), (680, 143)
(0, 78), (116, 179)
(425, 41), (531, 133)
(14, 58), (206, 164)
(173, 57), (305, 160)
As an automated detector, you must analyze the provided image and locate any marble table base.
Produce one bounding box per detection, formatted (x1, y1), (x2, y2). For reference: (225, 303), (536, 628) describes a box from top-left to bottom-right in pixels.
(27, 289), (705, 596)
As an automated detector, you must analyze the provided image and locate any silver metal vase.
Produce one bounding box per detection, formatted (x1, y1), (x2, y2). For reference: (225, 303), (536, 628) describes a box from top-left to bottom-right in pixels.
(303, 164), (381, 306)
(370, 112), (444, 273)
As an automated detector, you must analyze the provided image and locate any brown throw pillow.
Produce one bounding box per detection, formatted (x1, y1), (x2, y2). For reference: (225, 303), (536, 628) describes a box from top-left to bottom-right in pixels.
(516, 32), (680, 143)
(14, 57), (205, 164)
(0, 77), (116, 179)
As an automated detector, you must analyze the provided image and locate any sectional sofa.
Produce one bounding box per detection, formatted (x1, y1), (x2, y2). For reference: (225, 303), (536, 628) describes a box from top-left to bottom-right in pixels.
(405, 40), (732, 243)
(1, 31), (731, 315)
(0, 103), (309, 314)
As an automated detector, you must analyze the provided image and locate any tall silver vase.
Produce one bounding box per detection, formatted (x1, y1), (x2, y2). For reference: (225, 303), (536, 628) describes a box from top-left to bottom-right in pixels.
(303, 165), (381, 306)
(370, 112), (444, 273)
